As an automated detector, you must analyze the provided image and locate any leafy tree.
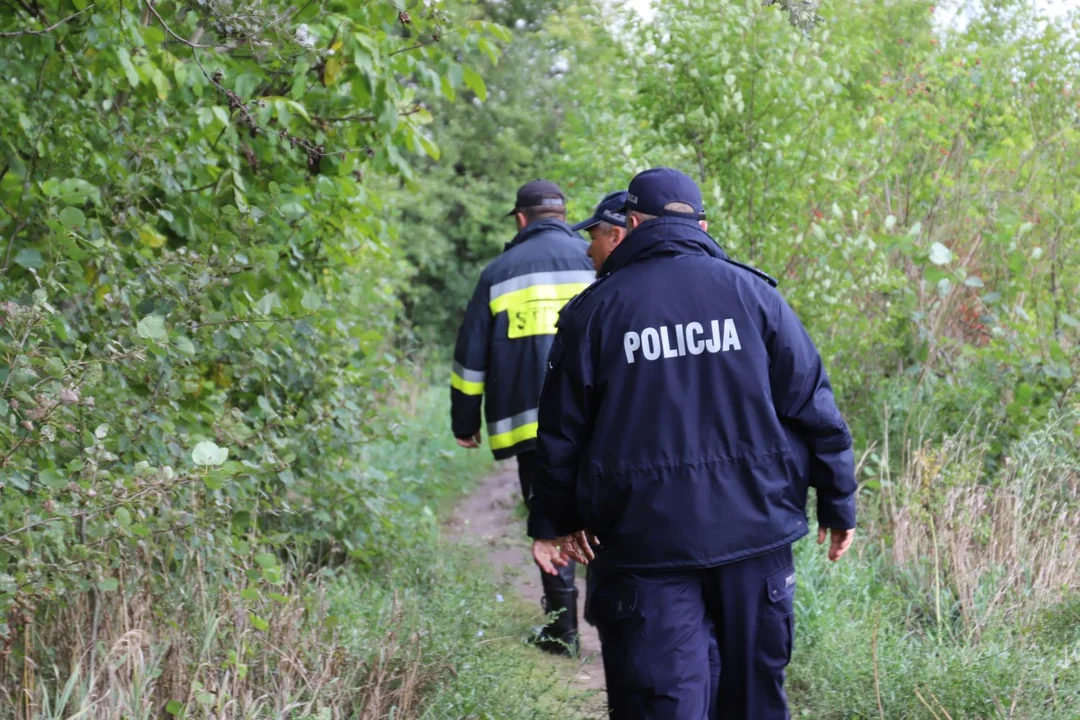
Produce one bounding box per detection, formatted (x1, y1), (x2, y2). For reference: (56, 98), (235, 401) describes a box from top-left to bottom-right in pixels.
(0, 0), (501, 665)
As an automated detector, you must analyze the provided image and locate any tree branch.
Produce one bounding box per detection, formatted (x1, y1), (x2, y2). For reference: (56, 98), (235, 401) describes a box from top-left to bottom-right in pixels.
(190, 311), (316, 330)
(143, 0), (211, 48)
(389, 36), (439, 56)
(317, 106), (425, 124)
(0, 6), (90, 37)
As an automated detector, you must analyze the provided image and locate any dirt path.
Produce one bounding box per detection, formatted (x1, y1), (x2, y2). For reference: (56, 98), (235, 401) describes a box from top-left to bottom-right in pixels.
(446, 462), (607, 715)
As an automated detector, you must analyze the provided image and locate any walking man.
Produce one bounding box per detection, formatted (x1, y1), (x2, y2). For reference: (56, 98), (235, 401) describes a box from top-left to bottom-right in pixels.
(532, 189), (720, 717)
(451, 179), (595, 655)
(533, 168), (858, 718)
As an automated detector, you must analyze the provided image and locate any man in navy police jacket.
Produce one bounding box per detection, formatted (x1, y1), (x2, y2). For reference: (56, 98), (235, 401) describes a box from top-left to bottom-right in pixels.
(534, 168), (857, 719)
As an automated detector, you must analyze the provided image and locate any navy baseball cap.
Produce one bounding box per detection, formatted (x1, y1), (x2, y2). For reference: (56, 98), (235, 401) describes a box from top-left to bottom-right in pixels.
(571, 190), (629, 232)
(624, 167), (705, 220)
(506, 179), (566, 216)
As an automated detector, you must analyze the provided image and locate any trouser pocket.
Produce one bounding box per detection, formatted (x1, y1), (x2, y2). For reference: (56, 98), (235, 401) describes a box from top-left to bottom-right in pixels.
(757, 565), (796, 672)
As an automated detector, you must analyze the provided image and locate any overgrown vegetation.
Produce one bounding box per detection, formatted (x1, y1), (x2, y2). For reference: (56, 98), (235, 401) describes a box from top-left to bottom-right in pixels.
(1, 387), (593, 717)
(2, 0), (1078, 717)
(394, 0), (1079, 716)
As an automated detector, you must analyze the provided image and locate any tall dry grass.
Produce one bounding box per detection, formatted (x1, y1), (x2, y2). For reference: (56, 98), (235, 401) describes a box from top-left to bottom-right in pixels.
(0, 564), (444, 720)
(880, 409), (1079, 638)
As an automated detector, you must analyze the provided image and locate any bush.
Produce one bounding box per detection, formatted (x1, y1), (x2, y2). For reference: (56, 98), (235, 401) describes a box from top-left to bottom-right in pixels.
(6, 387), (594, 719)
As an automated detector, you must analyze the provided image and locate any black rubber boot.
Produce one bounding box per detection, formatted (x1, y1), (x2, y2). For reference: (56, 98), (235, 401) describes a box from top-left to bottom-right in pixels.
(534, 587), (580, 657)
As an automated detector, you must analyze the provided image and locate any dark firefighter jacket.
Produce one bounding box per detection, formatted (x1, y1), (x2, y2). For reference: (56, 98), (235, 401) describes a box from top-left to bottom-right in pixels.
(451, 218), (594, 461)
(532, 217), (857, 570)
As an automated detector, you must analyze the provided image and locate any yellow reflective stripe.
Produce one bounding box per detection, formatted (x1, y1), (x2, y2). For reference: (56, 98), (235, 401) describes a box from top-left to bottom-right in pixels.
(489, 282), (590, 315)
(489, 422), (538, 451)
(451, 372), (484, 396)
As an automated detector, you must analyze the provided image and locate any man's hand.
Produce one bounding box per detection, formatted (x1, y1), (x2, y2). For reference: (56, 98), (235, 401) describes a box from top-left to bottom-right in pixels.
(532, 539), (571, 576)
(818, 526), (855, 561)
(455, 433), (482, 449)
(555, 530), (596, 565)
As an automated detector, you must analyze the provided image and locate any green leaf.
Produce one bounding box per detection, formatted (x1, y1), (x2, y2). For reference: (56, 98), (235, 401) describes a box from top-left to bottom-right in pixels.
(440, 75), (456, 102)
(448, 64), (464, 89)
(254, 552), (278, 569)
(115, 507), (132, 528)
(1061, 313), (1080, 329)
(964, 276), (984, 288)
(94, 424), (109, 439)
(301, 290), (322, 311)
(212, 106), (231, 127)
(418, 133), (440, 160)
(116, 47), (140, 88)
(165, 700), (184, 716)
(98, 577), (119, 592)
(478, 37), (500, 64)
(192, 441), (229, 467)
(137, 314), (167, 341)
(59, 207), (86, 229)
(249, 612), (269, 631)
(928, 242), (953, 266)
(255, 292), (280, 316)
(173, 335), (196, 356)
(240, 588), (260, 602)
(13, 248), (43, 269)
(462, 66), (487, 101)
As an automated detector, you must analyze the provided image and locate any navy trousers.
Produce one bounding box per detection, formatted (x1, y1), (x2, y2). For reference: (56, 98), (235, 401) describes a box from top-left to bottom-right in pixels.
(614, 544), (796, 720)
(588, 548), (721, 719)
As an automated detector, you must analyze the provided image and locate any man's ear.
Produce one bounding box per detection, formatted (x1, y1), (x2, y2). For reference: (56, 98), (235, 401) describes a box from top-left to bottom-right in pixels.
(627, 214), (641, 231)
(515, 212), (528, 230)
(699, 220), (709, 232)
(611, 226), (628, 247)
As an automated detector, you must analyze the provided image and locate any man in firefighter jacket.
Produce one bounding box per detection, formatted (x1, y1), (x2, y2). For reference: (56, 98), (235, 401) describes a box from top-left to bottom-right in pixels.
(450, 179), (595, 655)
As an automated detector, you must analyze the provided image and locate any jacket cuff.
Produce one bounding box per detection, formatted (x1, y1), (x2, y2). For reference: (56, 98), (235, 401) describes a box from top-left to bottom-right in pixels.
(817, 494), (857, 530)
(526, 506), (559, 540)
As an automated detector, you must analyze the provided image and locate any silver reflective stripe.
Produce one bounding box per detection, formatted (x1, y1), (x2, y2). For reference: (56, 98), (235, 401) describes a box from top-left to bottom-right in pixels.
(488, 270), (597, 302)
(488, 408), (538, 436)
(452, 361), (485, 383)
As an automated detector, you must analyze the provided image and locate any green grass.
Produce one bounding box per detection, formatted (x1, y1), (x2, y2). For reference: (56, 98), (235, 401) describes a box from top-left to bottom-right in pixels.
(317, 385), (596, 718)
(17, 386), (596, 719)
(324, 537), (597, 719)
(788, 536), (1080, 719)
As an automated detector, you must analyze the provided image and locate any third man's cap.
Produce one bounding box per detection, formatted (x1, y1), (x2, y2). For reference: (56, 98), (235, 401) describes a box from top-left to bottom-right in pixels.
(624, 167), (705, 220)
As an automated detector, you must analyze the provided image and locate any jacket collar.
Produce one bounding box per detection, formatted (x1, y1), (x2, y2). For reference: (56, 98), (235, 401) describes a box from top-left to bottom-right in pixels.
(504, 218), (576, 252)
(600, 217), (727, 275)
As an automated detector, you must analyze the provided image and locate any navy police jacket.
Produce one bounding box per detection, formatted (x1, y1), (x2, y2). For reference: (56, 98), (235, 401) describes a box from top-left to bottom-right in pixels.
(533, 217), (857, 570)
(451, 219), (594, 461)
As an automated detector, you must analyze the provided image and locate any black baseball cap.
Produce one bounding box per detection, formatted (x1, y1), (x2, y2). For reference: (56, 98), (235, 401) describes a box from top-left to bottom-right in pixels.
(623, 167), (705, 220)
(506, 179), (566, 216)
(571, 191), (629, 232)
